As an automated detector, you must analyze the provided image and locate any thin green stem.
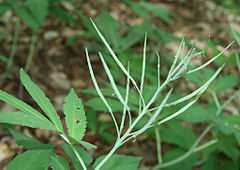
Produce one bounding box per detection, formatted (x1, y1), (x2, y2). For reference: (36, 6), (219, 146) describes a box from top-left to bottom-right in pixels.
(155, 126), (162, 164)
(194, 139), (218, 152)
(139, 33), (147, 114)
(60, 134), (87, 170)
(95, 140), (121, 170)
(18, 32), (37, 99)
(154, 125), (212, 169)
(6, 19), (20, 72)
(24, 32), (37, 72)
(210, 90), (220, 108)
(216, 89), (240, 116)
(235, 53), (240, 72)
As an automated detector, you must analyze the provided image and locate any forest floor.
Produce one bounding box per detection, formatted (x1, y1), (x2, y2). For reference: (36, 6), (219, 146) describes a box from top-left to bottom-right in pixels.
(0, 0), (239, 169)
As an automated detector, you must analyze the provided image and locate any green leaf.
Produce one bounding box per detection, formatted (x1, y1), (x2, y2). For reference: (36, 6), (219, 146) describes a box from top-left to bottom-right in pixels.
(0, 89), (52, 125)
(219, 161), (239, 170)
(86, 109), (97, 133)
(85, 97), (138, 112)
(212, 115), (240, 145)
(96, 11), (120, 50)
(202, 154), (219, 170)
(160, 120), (196, 149)
(179, 105), (212, 123)
(85, 97), (123, 112)
(217, 140), (239, 162)
(60, 144), (92, 170)
(78, 140), (97, 150)
(139, 1), (174, 25)
(64, 88), (87, 143)
(16, 0), (48, 31)
(214, 75), (238, 91)
(20, 68), (63, 133)
(99, 122), (116, 144)
(7, 149), (53, 170)
(92, 154), (142, 170)
(123, 0), (150, 20)
(0, 112), (56, 131)
(162, 148), (199, 170)
(50, 154), (70, 170)
(50, 5), (78, 25)
(0, 3), (12, 16)
(0, 54), (9, 63)
(9, 128), (55, 150)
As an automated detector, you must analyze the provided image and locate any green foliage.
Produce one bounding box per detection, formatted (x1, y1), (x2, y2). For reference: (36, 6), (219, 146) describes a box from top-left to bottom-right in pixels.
(50, 154), (70, 170)
(92, 154), (142, 170)
(214, 75), (238, 91)
(0, 8), (239, 169)
(64, 89), (87, 143)
(162, 148), (199, 170)
(16, 0), (49, 31)
(0, 0), (77, 32)
(20, 68), (64, 133)
(60, 144), (93, 169)
(124, 0), (175, 24)
(0, 69), (92, 169)
(7, 149), (54, 170)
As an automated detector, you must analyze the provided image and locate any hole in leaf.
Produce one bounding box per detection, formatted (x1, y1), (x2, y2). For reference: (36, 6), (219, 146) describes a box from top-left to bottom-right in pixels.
(76, 106), (81, 110)
(76, 120), (80, 124)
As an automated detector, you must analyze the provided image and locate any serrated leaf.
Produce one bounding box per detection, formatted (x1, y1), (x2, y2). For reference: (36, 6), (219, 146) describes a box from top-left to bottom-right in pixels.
(92, 154), (142, 170)
(0, 89), (52, 126)
(50, 154), (70, 170)
(7, 149), (53, 170)
(60, 144), (92, 170)
(64, 89), (87, 142)
(0, 112), (56, 131)
(214, 75), (238, 91)
(9, 128), (55, 150)
(20, 69), (63, 133)
(16, 0), (48, 31)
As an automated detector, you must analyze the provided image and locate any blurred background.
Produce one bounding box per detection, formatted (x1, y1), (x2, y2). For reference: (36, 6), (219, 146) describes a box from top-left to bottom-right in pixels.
(0, 0), (239, 169)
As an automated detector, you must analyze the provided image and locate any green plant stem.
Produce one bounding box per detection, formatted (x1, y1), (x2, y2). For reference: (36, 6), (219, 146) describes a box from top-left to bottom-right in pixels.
(210, 90), (220, 108)
(154, 125), (212, 169)
(216, 89), (240, 116)
(96, 74), (172, 169)
(6, 19), (20, 72)
(60, 134), (87, 170)
(155, 126), (162, 164)
(235, 53), (240, 72)
(24, 32), (37, 72)
(95, 140), (121, 170)
(154, 88), (240, 169)
(194, 139), (218, 152)
(18, 32), (37, 99)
